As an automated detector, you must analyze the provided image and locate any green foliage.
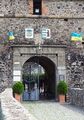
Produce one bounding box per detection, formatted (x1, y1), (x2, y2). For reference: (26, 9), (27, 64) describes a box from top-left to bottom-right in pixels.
(22, 73), (45, 82)
(12, 82), (24, 95)
(57, 81), (68, 95)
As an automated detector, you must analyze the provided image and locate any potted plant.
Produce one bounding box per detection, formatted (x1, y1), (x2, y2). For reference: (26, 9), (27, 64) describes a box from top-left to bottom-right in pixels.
(57, 80), (68, 103)
(12, 81), (24, 102)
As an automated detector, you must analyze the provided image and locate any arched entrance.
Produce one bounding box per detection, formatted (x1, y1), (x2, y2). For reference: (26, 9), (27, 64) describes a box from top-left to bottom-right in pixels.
(22, 56), (56, 101)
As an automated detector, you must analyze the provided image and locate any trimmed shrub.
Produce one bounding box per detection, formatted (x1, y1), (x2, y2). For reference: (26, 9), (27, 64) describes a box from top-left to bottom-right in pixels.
(12, 82), (24, 95)
(57, 81), (68, 95)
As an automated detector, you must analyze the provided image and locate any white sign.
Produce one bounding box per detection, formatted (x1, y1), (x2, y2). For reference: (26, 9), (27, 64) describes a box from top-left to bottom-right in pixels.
(14, 62), (20, 65)
(13, 76), (21, 81)
(13, 70), (21, 76)
(42, 28), (51, 39)
(25, 28), (34, 38)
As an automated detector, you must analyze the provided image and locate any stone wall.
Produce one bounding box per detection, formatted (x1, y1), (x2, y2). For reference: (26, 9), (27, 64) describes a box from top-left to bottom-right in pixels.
(69, 88), (84, 107)
(0, 0), (84, 17)
(66, 48), (84, 88)
(0, 17), (84, 90)
(0, 0), (29, 16)
(0, 18), (84, 45)
(0, 45), (13, 92)
(45, 0), (84, 17)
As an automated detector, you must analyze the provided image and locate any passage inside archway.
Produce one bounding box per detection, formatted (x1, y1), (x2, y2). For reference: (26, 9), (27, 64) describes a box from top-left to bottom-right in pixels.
(22, 56), (56, 101)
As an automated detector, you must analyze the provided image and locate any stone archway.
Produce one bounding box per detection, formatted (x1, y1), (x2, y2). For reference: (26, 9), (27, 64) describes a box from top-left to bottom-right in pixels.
(22, 56), (56, 100)
(13, 45), (66, 100)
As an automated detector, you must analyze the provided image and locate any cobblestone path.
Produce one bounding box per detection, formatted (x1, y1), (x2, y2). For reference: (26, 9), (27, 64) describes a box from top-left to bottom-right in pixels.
(22, 101), (84, 120)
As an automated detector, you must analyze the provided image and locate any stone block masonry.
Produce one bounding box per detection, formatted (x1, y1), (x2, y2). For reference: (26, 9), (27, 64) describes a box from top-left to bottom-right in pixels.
(0, 17), (84, 91)
(69, 88), (84, 107)
(0, 0), (84, 17)
(0, 18), (84, 45)
(0, 45), (13, 93)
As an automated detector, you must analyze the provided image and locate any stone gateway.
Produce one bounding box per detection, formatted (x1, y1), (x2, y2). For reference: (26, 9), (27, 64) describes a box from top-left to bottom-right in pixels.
(0, 0), (84, 101)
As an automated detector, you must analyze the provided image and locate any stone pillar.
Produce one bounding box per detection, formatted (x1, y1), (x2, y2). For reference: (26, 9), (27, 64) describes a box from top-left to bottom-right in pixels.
(13, 48), (21, 82)
(28, 0), (33, 15)
(57, 52), (66, 82)
(42, 0), (49, 15)
(57, 66), (66, 81)
(13, 62), (21, 82)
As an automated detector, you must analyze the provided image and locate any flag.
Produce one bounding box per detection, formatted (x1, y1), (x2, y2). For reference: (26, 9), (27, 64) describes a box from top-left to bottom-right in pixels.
(71, 32), (82, 42)
(8, 32), (15, 40)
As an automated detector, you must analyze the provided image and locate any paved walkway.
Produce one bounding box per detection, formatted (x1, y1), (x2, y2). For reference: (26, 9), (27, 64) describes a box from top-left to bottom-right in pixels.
(22, 101), (84, 120)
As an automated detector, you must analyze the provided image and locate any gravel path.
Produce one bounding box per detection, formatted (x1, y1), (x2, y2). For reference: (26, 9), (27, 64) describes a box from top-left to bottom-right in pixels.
(22, 101), (84, 120)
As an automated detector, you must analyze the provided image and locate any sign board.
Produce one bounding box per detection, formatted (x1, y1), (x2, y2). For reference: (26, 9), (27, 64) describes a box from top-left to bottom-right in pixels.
(13, 70), (21, 76)
(59, 75), (65, 81)
(14, 62), (20, 65)
(41, 28), (51, 39)
(13, 76), (21, 81)
(25, 28), (34, 38)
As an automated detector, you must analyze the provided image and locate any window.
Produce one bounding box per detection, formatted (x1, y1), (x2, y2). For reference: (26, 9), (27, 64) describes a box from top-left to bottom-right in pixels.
(33, 0), (42, 15)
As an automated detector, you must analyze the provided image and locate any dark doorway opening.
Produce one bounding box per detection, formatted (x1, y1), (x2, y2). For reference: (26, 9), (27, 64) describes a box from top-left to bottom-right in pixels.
(22, 56), (56, 101)
(33, 0), (42, 15)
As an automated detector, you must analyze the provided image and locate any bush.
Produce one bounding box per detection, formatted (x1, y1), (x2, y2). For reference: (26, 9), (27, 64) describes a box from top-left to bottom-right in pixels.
(57, 81), (68, 95)
(12, 82), (24, 95)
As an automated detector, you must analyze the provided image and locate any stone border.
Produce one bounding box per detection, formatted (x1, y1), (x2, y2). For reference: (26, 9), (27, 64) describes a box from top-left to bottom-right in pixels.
(0, 88), (37, 120)
(1, 15), (84, 19)
(69, 88), (84, 107)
